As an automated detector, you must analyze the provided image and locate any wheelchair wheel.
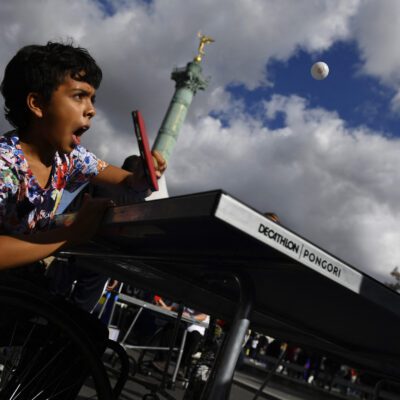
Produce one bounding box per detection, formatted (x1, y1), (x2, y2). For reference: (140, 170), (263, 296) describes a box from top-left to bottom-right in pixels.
(103, 339), (131, 399)
(0, 283), (113, 400)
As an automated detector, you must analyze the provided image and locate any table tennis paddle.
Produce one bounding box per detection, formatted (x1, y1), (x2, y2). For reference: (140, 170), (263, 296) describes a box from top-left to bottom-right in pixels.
(154, 295), (161, 303)
(132, 110), (159, 192)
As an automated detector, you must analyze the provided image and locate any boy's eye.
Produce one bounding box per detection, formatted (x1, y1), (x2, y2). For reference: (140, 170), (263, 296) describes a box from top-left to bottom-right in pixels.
(73, 92), (96, 104)
(72, 90), (96, 105)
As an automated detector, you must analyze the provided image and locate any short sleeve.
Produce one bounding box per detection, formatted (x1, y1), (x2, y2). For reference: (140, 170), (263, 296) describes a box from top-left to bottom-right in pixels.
(0, 159), (18, 229)
(65, 145), (109, 192)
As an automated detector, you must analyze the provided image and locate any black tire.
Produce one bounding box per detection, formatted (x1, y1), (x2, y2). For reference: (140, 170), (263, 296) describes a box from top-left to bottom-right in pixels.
(0, 282), (114, 400)
(103, 339), (130, 399)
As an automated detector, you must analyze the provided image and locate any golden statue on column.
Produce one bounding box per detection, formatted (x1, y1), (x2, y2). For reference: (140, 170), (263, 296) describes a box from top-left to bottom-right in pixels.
(194, 31), (215, 63)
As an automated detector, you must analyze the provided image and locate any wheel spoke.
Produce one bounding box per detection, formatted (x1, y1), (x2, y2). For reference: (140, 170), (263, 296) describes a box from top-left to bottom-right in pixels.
(10, 343), (69, 400)
(0, 285), (113, 400)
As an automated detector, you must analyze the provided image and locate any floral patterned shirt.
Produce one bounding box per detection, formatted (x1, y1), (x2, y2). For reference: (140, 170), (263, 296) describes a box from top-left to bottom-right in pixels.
(0, 131), (108, 235)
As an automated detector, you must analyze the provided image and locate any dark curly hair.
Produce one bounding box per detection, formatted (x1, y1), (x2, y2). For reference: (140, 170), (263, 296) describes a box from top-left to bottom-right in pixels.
(0, 41), (102, 130)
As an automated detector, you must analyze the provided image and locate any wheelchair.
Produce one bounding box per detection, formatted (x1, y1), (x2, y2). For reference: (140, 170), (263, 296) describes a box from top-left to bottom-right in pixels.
(0, 275), (129, 399)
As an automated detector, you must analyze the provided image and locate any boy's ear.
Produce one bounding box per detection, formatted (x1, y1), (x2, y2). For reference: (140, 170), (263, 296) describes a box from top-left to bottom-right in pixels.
(26, 92), (45, 118)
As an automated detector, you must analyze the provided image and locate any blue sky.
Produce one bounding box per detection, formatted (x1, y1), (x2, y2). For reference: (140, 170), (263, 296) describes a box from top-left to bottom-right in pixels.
(225, 40), (398, 135)
(95, 0), (117, 16)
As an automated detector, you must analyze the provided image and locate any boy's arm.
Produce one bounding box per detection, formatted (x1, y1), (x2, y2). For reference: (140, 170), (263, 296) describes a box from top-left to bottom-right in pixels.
(194, 313), (208, 322)
(0, 227), (74, 270)
(91, 151), (166, 191)
(0, 195), (112, 271)
(91, 165), (135, 187)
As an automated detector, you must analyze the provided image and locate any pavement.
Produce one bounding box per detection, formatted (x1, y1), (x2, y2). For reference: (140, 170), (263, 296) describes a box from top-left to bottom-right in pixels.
(80, 349), (398, 400)
(82, 358), (337, 400)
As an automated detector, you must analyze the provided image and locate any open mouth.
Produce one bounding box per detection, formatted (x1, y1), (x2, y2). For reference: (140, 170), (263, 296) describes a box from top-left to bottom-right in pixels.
(71, 126), (89, 146)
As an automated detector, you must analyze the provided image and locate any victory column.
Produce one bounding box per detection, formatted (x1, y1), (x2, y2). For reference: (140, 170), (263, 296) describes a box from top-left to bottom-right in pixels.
(152, 32), (215, 162)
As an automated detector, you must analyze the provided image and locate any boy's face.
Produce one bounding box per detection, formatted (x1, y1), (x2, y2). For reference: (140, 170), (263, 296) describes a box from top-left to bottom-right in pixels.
(38, 75), (96, 154)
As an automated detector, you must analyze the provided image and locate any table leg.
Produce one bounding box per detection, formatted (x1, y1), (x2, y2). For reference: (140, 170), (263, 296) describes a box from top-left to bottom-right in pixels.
(201, 273), (254, 400)
(172, 328), (188, 383)
(160, 304), (184, 389)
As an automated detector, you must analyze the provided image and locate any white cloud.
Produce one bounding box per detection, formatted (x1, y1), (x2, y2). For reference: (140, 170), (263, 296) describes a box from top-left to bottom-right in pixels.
(353, 0), (400, 81)
(0, 0), (362, 130)
(352, 0), (400, 111)
(167, 94), (400, 282)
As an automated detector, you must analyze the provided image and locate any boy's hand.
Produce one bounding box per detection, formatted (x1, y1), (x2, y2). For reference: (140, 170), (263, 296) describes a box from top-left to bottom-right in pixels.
(152, 150), (167, 178)
(125, 150), (167, 192)
(67, 193), (114, 245)
(106, 279), (119, 291)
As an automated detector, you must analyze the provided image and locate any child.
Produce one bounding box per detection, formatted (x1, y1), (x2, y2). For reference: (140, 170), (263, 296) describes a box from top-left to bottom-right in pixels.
(0, 41), (167, 398)
(47, 155), (150, 312)
(0, 41), (166, 273)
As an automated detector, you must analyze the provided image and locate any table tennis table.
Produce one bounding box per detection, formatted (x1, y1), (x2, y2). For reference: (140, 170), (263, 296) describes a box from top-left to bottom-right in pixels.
(59, 189), (400, 399)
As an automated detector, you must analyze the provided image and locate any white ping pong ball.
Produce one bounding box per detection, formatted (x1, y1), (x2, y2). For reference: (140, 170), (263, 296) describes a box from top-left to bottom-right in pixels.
(311, 61), (329, 80)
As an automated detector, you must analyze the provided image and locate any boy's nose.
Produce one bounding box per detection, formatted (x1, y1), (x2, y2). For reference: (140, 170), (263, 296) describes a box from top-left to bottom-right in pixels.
(85, 106), (96, 119)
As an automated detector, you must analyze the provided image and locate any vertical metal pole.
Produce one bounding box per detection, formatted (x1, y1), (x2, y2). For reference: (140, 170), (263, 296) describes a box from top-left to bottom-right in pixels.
(98, 292), (110, 319)
(161, 304), (184, 389)
(107, 283), (124, 327)
(201, 273), (254, 400)
(172, 329), (188, 383)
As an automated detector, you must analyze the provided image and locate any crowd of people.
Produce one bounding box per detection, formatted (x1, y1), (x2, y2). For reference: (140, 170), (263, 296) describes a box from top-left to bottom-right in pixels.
(242, 330), (400, 399)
